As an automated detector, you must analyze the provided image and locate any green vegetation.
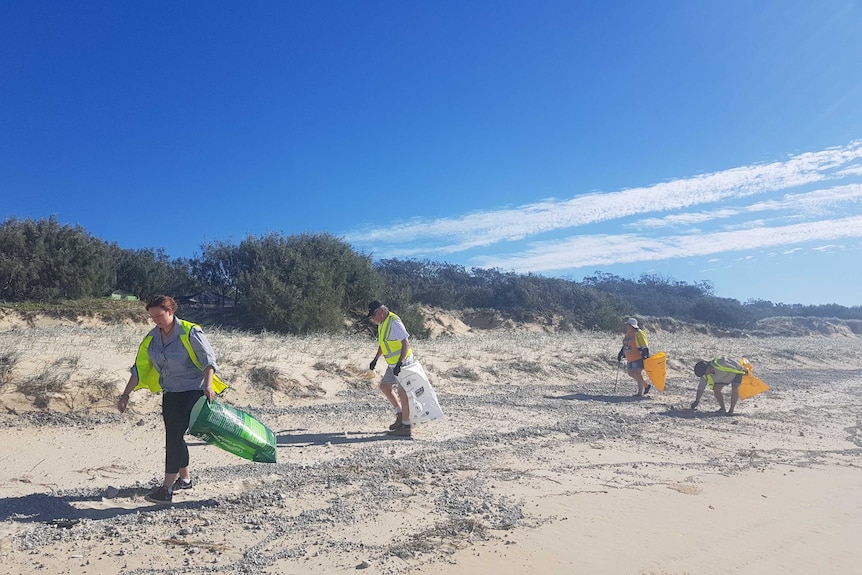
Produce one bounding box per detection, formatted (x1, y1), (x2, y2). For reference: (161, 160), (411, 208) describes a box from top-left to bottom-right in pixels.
(2, 216), (860, 335)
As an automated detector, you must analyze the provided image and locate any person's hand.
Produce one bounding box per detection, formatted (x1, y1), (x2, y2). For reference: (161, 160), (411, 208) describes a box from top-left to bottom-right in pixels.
(393, 362), (402, 376)
(640, 347), (650, 359)
(204, 384), (216, 403)
(117, 394), (130, 414)
(690, 400), (699, 410)
(369, 359), (378, 371)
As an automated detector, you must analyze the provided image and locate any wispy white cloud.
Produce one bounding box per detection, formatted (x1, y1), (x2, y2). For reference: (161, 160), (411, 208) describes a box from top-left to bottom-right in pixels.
(633, 183), (862, 229)
(811, 244), (843, 252)
(473, 216), (862, 273)
(345, 142), (862, 280)
(836, 165), (862, 177)
(346, 141), (862, 254)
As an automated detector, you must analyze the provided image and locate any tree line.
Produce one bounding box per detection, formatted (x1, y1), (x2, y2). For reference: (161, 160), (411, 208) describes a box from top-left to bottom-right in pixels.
(1, 216), (860, 335)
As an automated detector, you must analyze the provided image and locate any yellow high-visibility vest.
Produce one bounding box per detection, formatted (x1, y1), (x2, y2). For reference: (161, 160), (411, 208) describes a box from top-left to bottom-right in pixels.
(134, 318), (228, 394)
(378, 312), (413, 365)
(705, 357), (747, 390)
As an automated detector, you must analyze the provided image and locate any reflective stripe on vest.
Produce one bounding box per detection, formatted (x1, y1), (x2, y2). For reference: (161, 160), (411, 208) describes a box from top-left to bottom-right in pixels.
(377, 312), (413, 365)
(706, 357), (746, 390)
(133, 318), (228, 394)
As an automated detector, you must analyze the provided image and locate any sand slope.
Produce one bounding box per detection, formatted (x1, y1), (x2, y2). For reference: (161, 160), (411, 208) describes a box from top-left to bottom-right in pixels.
(1, 320), (860, 574)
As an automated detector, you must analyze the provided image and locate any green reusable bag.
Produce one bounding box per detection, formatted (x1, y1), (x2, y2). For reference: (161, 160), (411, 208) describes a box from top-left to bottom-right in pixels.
(188, 397), (277, 463)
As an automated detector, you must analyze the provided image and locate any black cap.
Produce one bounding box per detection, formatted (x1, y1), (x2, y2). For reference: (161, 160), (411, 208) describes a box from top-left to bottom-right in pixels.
(694, 360), (709, 378)
(367, 300), (383, 317)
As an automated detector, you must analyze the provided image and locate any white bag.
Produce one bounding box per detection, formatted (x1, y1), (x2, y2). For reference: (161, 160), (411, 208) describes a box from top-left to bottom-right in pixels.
(396, 359), (446, 425)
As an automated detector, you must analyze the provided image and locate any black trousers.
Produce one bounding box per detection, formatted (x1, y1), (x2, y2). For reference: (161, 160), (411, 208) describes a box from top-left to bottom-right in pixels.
(161, 390), (204, 474)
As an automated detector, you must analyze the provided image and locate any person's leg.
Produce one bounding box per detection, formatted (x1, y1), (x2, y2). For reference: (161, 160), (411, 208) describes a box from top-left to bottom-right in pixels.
(147, 393), (183, 502)
(379, 382), (401, 409)
(177, 466), (191, 482)
(388, 385), (413, 437)
(396, 386), (411, 425)
(713, 384), (727, 413)
(175, 390), (204, 486)
(728, 383), (741, 415)
(162, 391), (202, 489)
(380, 371), (403, 429)
(628, 367), (648, 396)
(161, 394), (182, 489)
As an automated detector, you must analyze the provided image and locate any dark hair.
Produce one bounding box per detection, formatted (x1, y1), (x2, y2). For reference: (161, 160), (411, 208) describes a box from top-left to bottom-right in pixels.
(146, 295), (177, 313)
(694, 360), (709, 378)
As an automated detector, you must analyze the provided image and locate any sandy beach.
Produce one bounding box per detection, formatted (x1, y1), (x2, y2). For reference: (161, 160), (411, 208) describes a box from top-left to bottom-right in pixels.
(1, 314), (860, 574)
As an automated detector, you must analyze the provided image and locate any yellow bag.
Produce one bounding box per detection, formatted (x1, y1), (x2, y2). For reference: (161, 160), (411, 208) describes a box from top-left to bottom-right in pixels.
(643, 352), (666, 392)
(738, 374), (769, 399)
(735, 358), (768, 399)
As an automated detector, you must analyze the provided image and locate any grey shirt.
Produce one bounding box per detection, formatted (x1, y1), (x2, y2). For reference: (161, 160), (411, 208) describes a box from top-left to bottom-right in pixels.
(130, 318), (219, 393)
(696, 356), (744, 392)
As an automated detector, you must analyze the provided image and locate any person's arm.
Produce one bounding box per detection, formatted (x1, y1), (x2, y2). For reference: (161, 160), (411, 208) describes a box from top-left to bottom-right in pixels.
(190, 327), (219, 401)
(369, 348), (382, 370)
(636, 331), (649, 358)
(392, 338), (411, 375)
(202, 365), (215, 402)
(690, 378), (708, 409)
(397, 339), (411, 363)
(117, 373), (138, 413)
(189, 327), (219, 374)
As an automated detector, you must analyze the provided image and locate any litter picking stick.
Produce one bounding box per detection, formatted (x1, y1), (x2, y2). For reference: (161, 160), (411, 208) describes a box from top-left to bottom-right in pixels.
(614, 360), (621, 393)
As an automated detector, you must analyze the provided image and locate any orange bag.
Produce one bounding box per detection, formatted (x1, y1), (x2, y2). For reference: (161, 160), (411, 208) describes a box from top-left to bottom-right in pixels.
(643, 352), (667, 392)
(738, 374), (769, 399)
(735, 358), (768, 399)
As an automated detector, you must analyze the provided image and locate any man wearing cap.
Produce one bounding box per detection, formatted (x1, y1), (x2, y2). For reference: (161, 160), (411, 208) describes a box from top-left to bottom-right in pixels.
(690, 357), (747, 415)
(617, 317), (651, 396)
(367, 301), (415, 437)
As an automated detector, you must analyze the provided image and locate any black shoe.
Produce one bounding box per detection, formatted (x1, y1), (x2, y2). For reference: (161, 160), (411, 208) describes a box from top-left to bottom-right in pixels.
(644, 384), (652, 395)
(387, 424), (412, 437)
(172, 477), (193, 491)
(388, 413), (403, 431)
(145, 486), (173, 504)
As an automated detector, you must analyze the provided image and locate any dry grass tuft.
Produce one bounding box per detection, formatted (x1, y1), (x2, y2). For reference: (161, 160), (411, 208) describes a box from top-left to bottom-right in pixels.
(52, 355), (80, 369)
(247, 365), (326, 397)
(15, 367), (72, 408)
(248, 366), (282, 390)
(78, 370), (120, 404)
(0, 349), (19, 385)
(446, 366), (480, 381)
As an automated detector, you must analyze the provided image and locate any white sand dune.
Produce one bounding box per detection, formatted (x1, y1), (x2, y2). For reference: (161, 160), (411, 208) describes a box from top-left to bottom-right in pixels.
(0, 315), (860, 574)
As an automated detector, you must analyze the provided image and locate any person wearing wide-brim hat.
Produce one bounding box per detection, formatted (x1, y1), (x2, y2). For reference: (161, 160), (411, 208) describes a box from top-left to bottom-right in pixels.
(616, 317), (651, 396)
(366, 301), (415, 437)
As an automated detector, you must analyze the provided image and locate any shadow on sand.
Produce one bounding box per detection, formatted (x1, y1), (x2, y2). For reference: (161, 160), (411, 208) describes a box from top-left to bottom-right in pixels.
(545, 393), (654, 404)
(274, 429), (399, 447)
(183, 429), (402, 452)
(0, 490), (218, 524)
(658, 407), (738, 419)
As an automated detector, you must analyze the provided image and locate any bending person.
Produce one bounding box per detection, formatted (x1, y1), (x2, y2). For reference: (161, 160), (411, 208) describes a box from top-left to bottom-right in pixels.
(691, 357), (747, 415)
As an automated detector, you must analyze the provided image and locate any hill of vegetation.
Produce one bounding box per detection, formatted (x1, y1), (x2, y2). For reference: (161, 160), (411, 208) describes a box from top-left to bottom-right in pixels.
(2, 216), (860, 336)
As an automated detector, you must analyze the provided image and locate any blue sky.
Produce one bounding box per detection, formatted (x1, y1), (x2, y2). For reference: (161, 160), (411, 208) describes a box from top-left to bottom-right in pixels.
(2, 1), (862, 306)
